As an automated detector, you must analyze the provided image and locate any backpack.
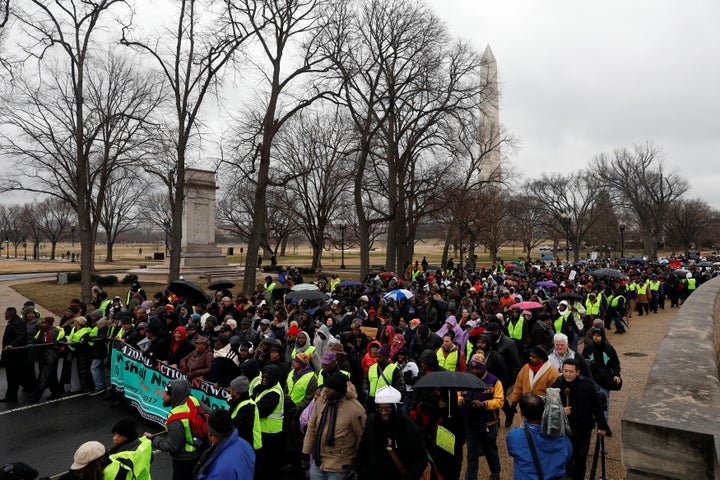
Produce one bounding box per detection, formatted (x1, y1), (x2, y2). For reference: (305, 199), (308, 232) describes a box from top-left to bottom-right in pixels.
(167, 398), (209, 451)
(541, 388), (571, 437)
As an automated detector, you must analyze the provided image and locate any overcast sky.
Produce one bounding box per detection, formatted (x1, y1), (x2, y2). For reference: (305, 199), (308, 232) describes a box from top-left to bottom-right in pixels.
(429, 0), (720, 208)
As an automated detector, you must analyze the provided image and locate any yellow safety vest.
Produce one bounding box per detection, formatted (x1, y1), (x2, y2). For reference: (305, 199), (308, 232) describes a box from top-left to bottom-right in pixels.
(368, 363), (398, 396)
(585, 298), (600, 316)
(231, 398), (263, 450)
(506, 317), (525, 341)
(105, 437), (153, 480)
(687, 278), (696, 290)
(317, 369), (350, 387)
(436, 349), (459, 372)
(330, 278), (340, 292)
(256, 384), (284, 434)
(34, 327), (65, 343)
(67, 326), (91, 351)
(249, 374), (262, 397)
(649, 280), (661, 291)
(166, 396), (202, 453)
(637, 283), (648, 295)
(286, 370), (315, 405)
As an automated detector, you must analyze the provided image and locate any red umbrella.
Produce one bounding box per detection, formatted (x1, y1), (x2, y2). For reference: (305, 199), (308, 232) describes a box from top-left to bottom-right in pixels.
(513, 301), (544, 310)
(378, 271), (397, 279)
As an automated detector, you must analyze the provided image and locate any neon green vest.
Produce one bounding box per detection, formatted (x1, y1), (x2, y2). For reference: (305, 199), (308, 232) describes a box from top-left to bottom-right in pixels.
(506, 317), (525, 340)
(167, 397), (202, 453)
(286, 370), (315, 405)
(231, 398), (263, 449)
(68, 326), (91, 351)
(34, 327), (65, 343)
(687, 278), (696, 290)
(316, 369), (350, 387)
(105, 437), (153, 480)
(368, 363), (398, 396)
(256, 384), (284, 434)
(637, 283), (648, 295)
(436, 349), (459, 372)
(249, 374), (262, 397)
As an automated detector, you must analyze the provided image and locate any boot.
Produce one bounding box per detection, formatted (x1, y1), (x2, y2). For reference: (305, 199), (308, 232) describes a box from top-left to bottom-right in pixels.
(489, 474), (501, 480)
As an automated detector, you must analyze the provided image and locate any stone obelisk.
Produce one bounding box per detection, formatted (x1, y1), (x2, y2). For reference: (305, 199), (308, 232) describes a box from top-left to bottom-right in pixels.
(479, 45), (501, 182)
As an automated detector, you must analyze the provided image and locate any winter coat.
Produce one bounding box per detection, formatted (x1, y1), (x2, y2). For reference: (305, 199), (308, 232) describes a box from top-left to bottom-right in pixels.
(179, 348), (214, 379)
(194, 432), (255, 480)
(302, 385), (367, 473)
(354, 411), (428, 480)
(152, 380), (202, 461)
(511, 362), (560, 404)
(551, 375), (609, 433)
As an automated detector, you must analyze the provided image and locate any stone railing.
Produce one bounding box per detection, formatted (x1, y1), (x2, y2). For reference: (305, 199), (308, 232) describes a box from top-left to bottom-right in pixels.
(622, 277), (720, 479)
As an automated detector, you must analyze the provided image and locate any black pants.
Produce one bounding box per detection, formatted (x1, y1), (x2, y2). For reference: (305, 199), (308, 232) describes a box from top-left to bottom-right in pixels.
(31, 349), (62, 402)
(569, 426), (593, 480)
(172, 457), (199, 480)
(2, 350), (35, 400)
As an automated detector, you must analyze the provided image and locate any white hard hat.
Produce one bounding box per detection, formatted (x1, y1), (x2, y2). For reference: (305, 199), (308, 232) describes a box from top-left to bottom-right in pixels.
(375, 386), (402, 404)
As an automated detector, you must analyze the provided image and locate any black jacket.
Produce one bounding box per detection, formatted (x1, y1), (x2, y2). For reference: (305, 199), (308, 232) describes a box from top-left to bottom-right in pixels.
(551, 375), (609, 432)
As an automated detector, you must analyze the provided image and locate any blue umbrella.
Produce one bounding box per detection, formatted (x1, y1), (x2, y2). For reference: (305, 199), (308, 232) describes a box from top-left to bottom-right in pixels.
(383, 289), (414, 301)
(338, 280), (362, 287)
(541, 255), (555, 261)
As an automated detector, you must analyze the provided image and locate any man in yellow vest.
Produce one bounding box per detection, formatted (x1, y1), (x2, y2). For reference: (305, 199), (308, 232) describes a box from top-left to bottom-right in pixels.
(146, 379), (203, 480)
(286, 352), (317, 413)
(253, 364), (285, 478)
(436, 333), (467, 372)
(363, 344), (405, 410)
(108, 417), (153, 480)
(228, 376), (262, 450)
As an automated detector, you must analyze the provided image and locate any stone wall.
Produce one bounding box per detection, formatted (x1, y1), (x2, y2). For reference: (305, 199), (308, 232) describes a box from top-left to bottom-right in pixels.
(622, 277), (720, 479)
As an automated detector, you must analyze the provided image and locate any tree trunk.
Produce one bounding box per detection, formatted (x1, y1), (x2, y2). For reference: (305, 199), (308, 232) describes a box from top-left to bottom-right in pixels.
(168, 142), (185, 282)
(106, 230), (114, 263)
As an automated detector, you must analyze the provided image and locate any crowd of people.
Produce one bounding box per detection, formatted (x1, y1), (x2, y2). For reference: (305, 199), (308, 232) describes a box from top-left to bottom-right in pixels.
(0, 258), (712, 480)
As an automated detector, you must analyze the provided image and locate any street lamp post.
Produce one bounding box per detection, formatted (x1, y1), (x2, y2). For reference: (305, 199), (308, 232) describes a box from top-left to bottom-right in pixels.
(4, 237), (8, 260)
(619, 224), (625, 258)
(340, 225), (346, 269)
(70, 223), (77, 262)
(23, 238), (27, 260)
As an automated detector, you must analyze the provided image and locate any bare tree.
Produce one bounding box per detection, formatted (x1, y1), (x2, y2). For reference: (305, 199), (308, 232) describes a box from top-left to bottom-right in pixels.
(98, 168), (143, 262)
(221, 0), (339, 293)
(275, 108), (354, 269)
(664, 198), (714, 255)
(121, 0), (255, 281)
(591, 143), (689, 259)
(523, 171), (608, 263)
(33, 198), (75, 260)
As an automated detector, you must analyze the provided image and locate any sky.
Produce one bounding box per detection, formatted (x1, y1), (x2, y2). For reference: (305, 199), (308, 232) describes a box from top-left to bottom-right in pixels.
(429, 0), (720, 208)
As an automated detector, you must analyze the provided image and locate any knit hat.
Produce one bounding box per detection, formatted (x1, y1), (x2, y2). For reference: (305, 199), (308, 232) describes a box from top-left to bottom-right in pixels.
(287, 325), (302, 337)
(374, 386), (402, 404)
(229, 376), (249, 394)
(207, 408), (234, 437)
(377, 344), (391, 358)
(111, 418), (138, 440)
(70, 441), (106, 470)
(531, 345), (549, 361)
(468, 353), (486, 369)
(294, 352), (311, 368)
(485, 322), (500, 333)
(324, 373), (348, 395)
(21, 306), (34, 316)
(91, 309), (103, 318)
(75, 317), (87, 326)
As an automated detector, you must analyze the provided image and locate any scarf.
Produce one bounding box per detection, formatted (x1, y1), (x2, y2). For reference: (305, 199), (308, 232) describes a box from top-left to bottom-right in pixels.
(313, 396), (342, 461)
(528, 361), (553, 390)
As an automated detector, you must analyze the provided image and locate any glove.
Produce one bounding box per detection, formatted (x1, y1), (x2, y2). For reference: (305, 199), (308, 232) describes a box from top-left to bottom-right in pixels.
(300, 453), (310, 470)
(510, 402), (517, 412)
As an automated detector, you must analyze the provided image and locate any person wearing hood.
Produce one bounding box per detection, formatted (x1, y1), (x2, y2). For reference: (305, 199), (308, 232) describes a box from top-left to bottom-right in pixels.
(143, 323), (169, 362)
(353, 386), (427, 480)
(145, 379), (204, 480)
(193, 408), (255, 480)
(412, 324), (442, 361)
(167, 326), (195, 368)
(302, 373), (366, 479)
(436, 315), (467, 353)
(485, 322), (522, 428)
(510, 346), (560, 423)
(555, 300), (582, 351)
(582, 327), (621, 427)
(361, 340), (381, 377)
(253, 364), (285, 478)
(363, 344), (405, 411)
(313, 324), (336, 363)
(289, 328), (319, 372)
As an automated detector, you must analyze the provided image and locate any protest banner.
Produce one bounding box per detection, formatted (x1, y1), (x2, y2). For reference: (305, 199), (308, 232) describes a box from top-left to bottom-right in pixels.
(110, 340), (230, 425)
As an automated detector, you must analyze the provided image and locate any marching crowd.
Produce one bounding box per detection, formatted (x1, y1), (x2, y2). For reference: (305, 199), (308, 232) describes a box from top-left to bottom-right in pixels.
(0, 258), (711, 480)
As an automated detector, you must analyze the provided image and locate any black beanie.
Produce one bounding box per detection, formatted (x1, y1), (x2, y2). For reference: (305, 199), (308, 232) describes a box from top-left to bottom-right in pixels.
(111, 417), (138, 440)
(324, 373), (348, 395)
(207, 408), (234, 437)
(531, 345), (549, 362)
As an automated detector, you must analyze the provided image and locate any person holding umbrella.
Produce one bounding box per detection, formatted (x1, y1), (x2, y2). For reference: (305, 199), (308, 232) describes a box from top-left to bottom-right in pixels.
(461, 353), (504, 480)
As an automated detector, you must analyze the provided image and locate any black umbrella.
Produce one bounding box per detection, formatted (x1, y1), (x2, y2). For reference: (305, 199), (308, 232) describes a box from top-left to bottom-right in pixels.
(168, 279), (210, 306)
(413, 371), (489, 390)
(673, 268), (691, 278)
(696, 261), (713, 267)
(555, 292), (584, 302)
(285, 290), (329, 301)
(590, 268), (626, 279)
(338, 280), (363, 287)
(432, 297), (449, 311)
(208, 279), (235, 291)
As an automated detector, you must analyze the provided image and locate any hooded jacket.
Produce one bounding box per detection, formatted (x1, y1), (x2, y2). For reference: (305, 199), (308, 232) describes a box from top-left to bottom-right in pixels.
(152, 380), (202, 461)
(582, 328), (621, 390)
(361, 340), (381, 376)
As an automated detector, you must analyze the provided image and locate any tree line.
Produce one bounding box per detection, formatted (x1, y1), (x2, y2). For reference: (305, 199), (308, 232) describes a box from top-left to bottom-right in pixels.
(1, 0), (717, 301)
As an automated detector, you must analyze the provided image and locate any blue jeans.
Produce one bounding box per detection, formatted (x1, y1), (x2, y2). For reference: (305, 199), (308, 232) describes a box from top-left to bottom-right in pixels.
(465, 422), (500, 480)
(90, 358), (106, 392)
(309, 462), (348, 480)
